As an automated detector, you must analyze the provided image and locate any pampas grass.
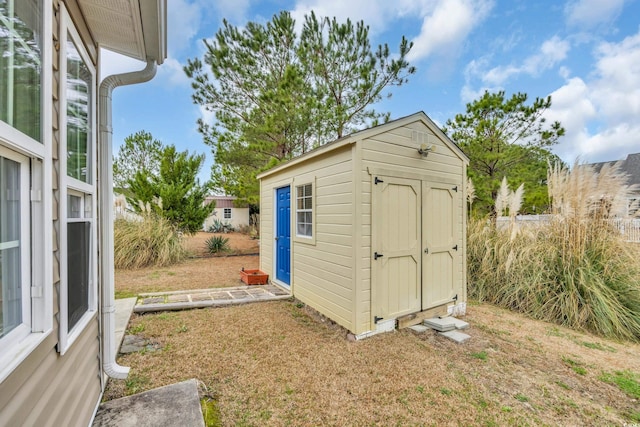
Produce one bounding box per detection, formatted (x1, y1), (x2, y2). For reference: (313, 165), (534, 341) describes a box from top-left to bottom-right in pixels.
(114, 202), (186, 269)
(468, 161), (640, 341)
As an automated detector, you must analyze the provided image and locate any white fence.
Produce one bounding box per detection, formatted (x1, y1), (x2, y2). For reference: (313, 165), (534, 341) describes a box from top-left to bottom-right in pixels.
(612, 218), (640, 243)
(496, 215), (640, 243)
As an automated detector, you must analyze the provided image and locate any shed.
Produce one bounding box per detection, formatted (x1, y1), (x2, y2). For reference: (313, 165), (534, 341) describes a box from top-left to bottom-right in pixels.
(203, 195), (250, 230)
(258, 112), (469, 337)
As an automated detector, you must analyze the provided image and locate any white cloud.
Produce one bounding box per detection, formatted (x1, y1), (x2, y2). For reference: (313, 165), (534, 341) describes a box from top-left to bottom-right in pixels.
(407, 0), (494, 62)
(460, 58), (502, 102)
(590, 31), (640, 122)
(167, 0), (202, 57)
(543, 77), (597, 161)
(546, 30), (640, 163)
(291, 0), (411, 33)
(157, 57), (190, 86)
(565, 0), (626, 29)
(482, 36), (570, 85)
(290, 0), (493, 66)
(213, 0), (252, 23)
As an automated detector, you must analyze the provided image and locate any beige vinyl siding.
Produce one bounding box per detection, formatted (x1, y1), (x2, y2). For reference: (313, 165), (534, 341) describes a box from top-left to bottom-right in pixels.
(260, 112), (468, 336)
(259, 176), (278, 280)
(0, 2), (102, 426)
(261, 146), (355, 331)
(358, 119), (465, 333)
(0, 319), (101, 426)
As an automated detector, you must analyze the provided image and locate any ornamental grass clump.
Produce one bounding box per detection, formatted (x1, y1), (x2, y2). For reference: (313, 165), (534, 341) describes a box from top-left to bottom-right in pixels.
(114, 200), (186, 269)
(467, 162), (640, 341)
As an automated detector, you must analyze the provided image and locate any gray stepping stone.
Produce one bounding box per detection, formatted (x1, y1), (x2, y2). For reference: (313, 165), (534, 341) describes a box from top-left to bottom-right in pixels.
(93, 379), (204, 427)
(191, 294), (213, 302)
(424, 317), (457, 332)
(438, 330), (471, 343)
(409, 325), (429, 333)
(167, 295), (189, 303)
(451, 318), (469, 330)
(211, 292), (232, 300)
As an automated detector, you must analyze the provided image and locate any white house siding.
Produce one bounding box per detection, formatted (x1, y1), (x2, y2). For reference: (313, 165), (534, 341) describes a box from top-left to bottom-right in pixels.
(203, 206), (250, 230)
(261, 147), (355, 331)
(357, 119), (466, 333)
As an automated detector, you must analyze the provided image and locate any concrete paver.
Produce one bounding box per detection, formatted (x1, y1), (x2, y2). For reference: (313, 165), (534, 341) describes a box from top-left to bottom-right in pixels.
(438, 330), (471, 344)
(93, 379), (204, 427)
(133, 284), (291, 313)
(424, 317), (457, 332)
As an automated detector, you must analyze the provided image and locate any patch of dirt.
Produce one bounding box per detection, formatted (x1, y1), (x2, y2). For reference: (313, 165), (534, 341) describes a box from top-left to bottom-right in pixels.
(115, 233), (260, 295)
(104, 300), (640, 426)
(184, 232), (259, 257)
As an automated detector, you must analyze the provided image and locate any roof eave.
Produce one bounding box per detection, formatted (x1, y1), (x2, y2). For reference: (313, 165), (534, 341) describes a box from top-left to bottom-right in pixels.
(78, 0), (167, 65)
(258, 111), (469, 180)
(139, 0), (167, 64)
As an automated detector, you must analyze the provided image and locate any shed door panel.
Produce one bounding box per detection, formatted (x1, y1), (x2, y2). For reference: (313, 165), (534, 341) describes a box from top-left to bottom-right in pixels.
(422, 181), (460, 309)
(275, 186), (291, 285)
(372, 176), (421, 321)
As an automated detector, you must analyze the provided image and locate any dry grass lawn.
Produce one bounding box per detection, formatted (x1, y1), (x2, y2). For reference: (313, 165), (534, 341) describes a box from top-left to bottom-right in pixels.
(115, 232), (259, 296)
(109, 233), (640, 425)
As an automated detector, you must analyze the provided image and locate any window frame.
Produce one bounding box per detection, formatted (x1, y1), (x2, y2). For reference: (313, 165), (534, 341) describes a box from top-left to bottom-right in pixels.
(0, 147), (32, 346)
(58, 5), (97, 355)
(293, 178), (316, 244)
(0, 0), (52, 383)
(223, 207), (232, 220)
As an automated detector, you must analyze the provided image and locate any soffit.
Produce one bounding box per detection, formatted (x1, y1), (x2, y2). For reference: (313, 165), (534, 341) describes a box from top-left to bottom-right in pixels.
(76, 0), (166, 63)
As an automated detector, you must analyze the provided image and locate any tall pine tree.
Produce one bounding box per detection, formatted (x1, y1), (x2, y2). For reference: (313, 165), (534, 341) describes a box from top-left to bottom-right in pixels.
(444, 91), (565, 216)
(185, 11), (415, 204)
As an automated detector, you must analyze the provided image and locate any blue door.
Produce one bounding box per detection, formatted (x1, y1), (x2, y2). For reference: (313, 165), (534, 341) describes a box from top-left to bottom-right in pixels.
(276, 186), (291, 285)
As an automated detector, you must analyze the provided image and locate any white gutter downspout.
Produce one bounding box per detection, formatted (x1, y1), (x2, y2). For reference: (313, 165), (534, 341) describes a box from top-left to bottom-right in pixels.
(98, 59), (157, 379)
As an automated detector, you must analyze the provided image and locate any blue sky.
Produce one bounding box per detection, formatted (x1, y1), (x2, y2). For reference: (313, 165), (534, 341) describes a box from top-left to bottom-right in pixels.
(102, 0), (640, 184)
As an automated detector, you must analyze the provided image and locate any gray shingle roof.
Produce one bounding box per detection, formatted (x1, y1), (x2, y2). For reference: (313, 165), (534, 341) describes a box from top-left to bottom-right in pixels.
(589, 153), (640, 188)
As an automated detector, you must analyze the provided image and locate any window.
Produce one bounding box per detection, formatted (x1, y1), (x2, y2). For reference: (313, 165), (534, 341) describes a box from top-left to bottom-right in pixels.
(223, 207), (232, 219)
(0, 0), (42, 142)
(296, 183), (313, 238)
(0, 0), (51, 382)
(58, 7), (96, 353)
(629, 197), (639, 216)
(0, 149), (30, 343)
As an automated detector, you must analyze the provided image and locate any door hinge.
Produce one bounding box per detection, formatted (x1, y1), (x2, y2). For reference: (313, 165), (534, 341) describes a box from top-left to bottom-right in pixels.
(452, 244), (458, 251)
(452, 185), (458, 192)
(374, 316), (384, 324)
(374, 252), (384, 260)
(374, 177), (384, 185)
(452, 294), (458, 302)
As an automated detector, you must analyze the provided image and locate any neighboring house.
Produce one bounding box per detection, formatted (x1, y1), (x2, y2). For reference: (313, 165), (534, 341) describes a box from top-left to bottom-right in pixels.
(203, 195), (250, 230)
(258, 112), (469, 339)
(0, 1), (166, 426)
(588, 152), (640, 216)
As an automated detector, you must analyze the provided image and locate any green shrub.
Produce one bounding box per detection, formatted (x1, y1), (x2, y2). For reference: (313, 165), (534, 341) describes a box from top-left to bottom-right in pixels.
(208, 219), (234, 233)
(467, 162), (640, 342)
(205, 235), (230, 254)
(114, 212), (186, 269)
